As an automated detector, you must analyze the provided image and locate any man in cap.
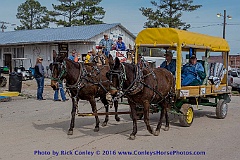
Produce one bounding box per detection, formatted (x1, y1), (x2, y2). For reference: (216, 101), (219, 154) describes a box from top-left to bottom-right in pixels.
(181, 54), (206, 86)
(68, 49), (77, 61)
(160, 50), (176, 76)
(99, 34), (114, 57)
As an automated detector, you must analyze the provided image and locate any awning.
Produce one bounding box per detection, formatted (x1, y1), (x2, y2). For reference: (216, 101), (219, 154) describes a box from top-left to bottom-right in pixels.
(135, 28), (230, 52)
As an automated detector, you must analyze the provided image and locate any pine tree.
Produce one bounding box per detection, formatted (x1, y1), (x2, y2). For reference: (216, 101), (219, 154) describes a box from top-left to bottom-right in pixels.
(139, 0), (202, 30)
(49, 0), (105, 27)
(16, 0), (49, 30)
(78, 0), (105, 25)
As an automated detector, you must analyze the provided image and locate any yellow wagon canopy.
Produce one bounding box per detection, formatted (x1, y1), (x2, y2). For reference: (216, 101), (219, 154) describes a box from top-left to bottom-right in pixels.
(135, 28), (230, 52)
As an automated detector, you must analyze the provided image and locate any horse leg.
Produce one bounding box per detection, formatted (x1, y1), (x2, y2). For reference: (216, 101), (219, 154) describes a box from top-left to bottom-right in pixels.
(164, 108), (170, 131)
(89, 98), (100, 132)
(68, 97), (78, 135)
(114, 99), (120, 122)
(143, 100), (153, 135)
(154, 103), (165, 136)
(101, 97), (109, 127)
(129, 102), (138, 140)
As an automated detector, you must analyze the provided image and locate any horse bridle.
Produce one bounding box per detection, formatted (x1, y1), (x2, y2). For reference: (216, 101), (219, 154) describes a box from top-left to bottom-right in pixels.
(51, 61), (67, 83)
(108, 63), (127, 91)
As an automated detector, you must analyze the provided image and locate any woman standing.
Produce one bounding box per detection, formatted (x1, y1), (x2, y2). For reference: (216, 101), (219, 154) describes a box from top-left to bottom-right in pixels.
(34, 57), (45, 100)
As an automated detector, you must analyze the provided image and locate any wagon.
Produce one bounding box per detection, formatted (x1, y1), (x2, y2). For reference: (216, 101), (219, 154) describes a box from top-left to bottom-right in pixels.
(134, 28), (231, 126)
(76, 28), (231, 128)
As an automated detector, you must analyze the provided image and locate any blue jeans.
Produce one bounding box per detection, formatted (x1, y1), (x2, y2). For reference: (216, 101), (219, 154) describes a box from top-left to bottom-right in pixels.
(103, 49), (110, 57)
(54, 83), (66, 101)
(35, 77), (44, 100)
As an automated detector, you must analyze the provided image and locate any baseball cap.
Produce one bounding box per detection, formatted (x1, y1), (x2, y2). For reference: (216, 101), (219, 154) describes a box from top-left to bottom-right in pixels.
(164, 51), (173, 57)
(190, 55), (197, 59)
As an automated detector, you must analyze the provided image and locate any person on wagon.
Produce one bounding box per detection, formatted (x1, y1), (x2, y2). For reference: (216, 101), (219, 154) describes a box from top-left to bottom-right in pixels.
(116, 37), (126, 51)
(85, 51), (93, 63)
(160, 50), (176, 76)
(181, 55), (206, 86)
(68, 49), (78, 62)
(99, 34), (114, 57)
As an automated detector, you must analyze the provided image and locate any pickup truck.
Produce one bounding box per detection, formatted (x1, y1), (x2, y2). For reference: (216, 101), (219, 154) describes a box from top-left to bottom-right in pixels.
(229, 71), (240, 92)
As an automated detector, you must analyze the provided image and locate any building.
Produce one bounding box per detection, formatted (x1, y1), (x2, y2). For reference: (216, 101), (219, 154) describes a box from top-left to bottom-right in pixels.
(0, 23), (136, 71)
(202, 54), (240, 71)
(229, 54), (240, 69)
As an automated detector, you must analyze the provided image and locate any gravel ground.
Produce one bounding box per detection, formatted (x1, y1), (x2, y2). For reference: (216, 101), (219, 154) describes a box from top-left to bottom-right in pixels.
(0, 77), (240, 160)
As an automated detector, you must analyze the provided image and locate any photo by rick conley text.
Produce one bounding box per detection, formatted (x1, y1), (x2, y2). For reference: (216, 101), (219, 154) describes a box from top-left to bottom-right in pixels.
(34, 150), (206, 156)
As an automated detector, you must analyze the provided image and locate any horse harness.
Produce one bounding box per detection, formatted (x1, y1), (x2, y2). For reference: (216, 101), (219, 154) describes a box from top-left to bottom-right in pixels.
(108, 61), (175, 106)
(92, 54), (106, 65)
(51, 60), (110, 99)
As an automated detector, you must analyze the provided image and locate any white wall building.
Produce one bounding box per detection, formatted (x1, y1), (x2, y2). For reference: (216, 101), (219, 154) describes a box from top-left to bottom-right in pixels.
(0, 23), (136, 72)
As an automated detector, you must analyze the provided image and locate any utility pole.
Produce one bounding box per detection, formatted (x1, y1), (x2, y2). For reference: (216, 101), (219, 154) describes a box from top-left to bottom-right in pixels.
(223, 10), (226, 39)
(0, 21), (16, 32)
(217, 10), (232, 39)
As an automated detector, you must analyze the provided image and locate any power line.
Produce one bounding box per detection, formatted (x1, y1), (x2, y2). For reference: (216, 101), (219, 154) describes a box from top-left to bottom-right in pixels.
(189, 23), (240, 29)
(189, 24), (221, 29)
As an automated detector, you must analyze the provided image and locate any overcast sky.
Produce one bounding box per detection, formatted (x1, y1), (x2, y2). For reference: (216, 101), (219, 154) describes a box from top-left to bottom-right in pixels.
(1, 0), (239, 54)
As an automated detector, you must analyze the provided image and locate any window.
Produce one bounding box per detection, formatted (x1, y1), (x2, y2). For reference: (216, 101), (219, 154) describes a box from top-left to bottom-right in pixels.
(231, 71), (238, 77)
(17, 48), (24, 58)
(3, 48), (11, 53)
(13, 48), (24, 58)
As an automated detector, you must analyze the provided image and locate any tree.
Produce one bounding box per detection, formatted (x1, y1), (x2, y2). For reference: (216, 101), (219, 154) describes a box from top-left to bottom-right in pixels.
(139, 0), (202, 30)
(77, 0), (105, 25)
(16, 0), (49, 30)
(49, 0), (105, 27)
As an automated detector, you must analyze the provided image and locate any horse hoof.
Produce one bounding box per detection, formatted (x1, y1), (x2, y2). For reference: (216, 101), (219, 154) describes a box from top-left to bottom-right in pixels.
(102, 122), (107, 127)
(164, 127), (169, 131)
(147, 127), (154, 134)
(115, 116), (120, 122)
(94, 127), (99, 132)
(67, 130), (73, 135)
(153, 130), (160, 136)
(129, 134), (136, 140)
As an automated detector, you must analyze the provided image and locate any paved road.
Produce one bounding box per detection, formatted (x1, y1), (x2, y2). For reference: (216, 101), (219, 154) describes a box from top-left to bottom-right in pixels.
(0, 93), (240, 160)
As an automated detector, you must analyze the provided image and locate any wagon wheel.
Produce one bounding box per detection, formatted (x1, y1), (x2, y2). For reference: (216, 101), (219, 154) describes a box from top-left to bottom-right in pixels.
(0, 76), (7, 87)
(179, 104), (194, 127)
(216, 99), (228, 119)
(129, 106), (144, 120)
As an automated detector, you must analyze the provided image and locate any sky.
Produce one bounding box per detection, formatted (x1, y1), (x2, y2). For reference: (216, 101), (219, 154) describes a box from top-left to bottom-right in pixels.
(1, 0), (239, 54)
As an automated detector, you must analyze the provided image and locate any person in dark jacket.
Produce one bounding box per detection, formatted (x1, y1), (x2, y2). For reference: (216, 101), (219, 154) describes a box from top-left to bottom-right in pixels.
(181, 55), (206, 86)
(116, 37), (126, 51)
(160, 51), (176, 76)
(34, 57), (45, 100)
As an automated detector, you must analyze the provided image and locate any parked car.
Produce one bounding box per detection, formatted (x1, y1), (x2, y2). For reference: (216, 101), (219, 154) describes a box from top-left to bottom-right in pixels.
(230, 71), (240, 92)
(228, 72), (233, 86)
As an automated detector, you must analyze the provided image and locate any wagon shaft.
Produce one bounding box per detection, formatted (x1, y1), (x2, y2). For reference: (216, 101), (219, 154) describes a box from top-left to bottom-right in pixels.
(77, 111), (144, 117)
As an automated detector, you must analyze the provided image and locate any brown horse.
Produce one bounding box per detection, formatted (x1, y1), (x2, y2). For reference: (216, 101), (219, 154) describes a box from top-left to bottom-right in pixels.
(108, 57), (175, 140)
(51, 54), (120, 135)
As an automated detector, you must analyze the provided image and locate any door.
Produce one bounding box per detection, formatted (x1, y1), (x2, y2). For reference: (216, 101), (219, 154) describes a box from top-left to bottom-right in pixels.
(4, 54), (12, 72)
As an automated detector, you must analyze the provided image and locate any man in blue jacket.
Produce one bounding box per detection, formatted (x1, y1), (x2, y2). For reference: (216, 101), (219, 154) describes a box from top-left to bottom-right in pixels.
(181, 55), (206, 86)
(160, 51), (176, 76)
(68, 49), (76, 61)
